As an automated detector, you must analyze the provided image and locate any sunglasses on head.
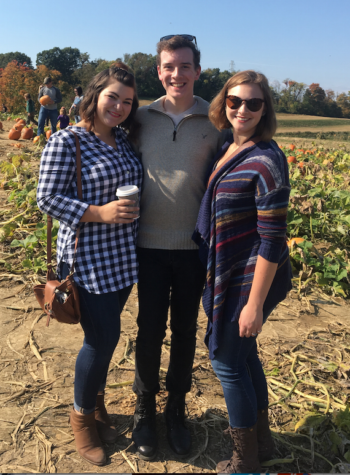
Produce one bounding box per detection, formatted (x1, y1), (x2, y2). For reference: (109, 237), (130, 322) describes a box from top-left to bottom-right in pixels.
(225, 95), (265, 112)
(113, 66), (134, 79)
(160, 34), (197, 46)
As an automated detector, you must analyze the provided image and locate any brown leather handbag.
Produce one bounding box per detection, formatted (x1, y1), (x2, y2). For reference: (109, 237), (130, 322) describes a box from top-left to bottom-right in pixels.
(33, 130), (82, 327)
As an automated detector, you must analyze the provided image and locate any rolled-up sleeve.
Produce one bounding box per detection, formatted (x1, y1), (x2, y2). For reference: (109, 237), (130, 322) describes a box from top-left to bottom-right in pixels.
(37, 134), (89, 231)
(255, 185), (290, 263)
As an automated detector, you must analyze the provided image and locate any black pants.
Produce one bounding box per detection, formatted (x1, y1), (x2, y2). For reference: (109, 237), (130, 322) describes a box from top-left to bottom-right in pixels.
(133, 247), (206, 396)
(26, 113), (38, 126)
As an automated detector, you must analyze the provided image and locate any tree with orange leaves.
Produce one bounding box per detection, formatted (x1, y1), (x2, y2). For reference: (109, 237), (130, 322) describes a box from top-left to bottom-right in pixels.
(0, 61), (71, 113)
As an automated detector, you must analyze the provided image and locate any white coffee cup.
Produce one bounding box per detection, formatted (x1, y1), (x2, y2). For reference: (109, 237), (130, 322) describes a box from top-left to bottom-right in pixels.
(116, 185), (140, 218)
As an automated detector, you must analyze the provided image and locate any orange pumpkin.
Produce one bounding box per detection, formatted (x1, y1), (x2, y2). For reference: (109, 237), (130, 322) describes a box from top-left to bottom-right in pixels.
(287, 156), (297, 164)
(46, 130), (52, 139)
(69, 122), (73, 126)
(7, 117), (11, 121)
(33, 136), (41, 144)
(40, 95), (52, 106)
(18, 119), (26, 126)
(8, 127), (21, 140)
(15, 117), (21, 122)
(288, 144), (296, 151)
(21, 127), (34, 140)
(287, 237), (305, 247)
(298, 162), (304, 168)
(15, 123), (24, 131)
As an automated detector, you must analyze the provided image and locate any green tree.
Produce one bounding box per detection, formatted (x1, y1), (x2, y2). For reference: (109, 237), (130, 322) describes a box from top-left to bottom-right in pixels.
(277, 80), (306, 113)
(124, 53), (163, 98)
(336, 92), (350, 118)
(36, 47), (84, 83)
(0, 52), (33, 69)
(194, 68), (233, 102)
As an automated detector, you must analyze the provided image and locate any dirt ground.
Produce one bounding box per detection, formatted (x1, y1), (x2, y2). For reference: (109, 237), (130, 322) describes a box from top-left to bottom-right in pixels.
(0, 119), (350, 474)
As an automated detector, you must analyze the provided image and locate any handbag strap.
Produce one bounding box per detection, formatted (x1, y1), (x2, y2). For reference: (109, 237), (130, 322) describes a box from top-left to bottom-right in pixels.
(47, 130), (82, 276)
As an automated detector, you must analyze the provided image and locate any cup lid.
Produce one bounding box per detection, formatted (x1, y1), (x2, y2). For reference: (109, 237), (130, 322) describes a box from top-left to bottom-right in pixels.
(116, 185), (139, 197)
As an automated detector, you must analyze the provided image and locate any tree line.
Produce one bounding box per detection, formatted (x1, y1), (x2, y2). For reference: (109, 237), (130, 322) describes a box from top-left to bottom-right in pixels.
(0, 49), (349, 118)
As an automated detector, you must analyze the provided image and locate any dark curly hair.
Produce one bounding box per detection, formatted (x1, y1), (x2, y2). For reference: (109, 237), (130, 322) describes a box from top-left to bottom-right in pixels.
(79, 62), (140, 142)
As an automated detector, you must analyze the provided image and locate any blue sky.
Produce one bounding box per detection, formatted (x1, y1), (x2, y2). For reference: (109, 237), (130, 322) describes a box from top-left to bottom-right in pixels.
(2, 0), (349, 94)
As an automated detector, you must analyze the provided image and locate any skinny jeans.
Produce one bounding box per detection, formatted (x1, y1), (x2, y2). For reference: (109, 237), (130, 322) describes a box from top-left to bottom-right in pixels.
(211, 308), (274, 428)
(61, 262), (132, 414)
(133, 247), (206, 396)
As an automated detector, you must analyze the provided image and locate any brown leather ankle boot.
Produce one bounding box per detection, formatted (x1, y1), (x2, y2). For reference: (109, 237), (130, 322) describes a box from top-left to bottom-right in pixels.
(69, 409), (106, 466)
(95, 393), (118, 444)
(216, 423), (261, 473)
(257, 406), (275, 461)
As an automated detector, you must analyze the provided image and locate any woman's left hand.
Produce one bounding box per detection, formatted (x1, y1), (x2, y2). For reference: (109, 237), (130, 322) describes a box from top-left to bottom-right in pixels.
(238, 303), (263, 338)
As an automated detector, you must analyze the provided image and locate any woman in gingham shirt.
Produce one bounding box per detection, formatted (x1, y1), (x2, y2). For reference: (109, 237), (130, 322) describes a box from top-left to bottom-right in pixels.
(37, 64), (143, 466)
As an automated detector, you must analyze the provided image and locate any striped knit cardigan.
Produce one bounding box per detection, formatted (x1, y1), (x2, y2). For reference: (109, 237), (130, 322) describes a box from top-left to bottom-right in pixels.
(193, 138), (292, 359)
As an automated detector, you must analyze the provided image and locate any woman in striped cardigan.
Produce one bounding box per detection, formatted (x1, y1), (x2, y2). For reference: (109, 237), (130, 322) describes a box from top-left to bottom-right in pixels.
(193, 70), (292, 473)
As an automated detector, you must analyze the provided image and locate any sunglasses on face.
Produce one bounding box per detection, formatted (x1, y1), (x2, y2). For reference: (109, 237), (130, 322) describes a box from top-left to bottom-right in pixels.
(225, 95), (265, 112)
(160, 34), (197, 46)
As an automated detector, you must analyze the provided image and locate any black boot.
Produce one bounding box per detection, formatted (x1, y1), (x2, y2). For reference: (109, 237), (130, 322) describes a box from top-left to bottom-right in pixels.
(165, 392), (191, 455)
(132, 394), (157, 460)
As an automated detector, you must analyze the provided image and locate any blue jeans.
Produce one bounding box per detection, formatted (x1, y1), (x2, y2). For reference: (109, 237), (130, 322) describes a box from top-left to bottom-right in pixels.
(74, 115), (81, 123)
(37, 107), (59, 136)
(211, 308), (274, 428)
(61, 263), (132, 414)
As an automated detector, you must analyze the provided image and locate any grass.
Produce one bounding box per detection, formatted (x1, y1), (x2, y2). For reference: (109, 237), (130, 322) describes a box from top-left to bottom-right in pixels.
(277, 119), (350, 128)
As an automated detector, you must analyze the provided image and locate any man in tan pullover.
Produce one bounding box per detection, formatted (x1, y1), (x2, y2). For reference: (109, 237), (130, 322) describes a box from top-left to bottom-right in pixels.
(132, 35), (228, 460)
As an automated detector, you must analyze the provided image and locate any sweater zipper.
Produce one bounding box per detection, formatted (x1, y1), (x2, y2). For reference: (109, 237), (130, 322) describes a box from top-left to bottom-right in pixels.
(149, 109), (207, 141)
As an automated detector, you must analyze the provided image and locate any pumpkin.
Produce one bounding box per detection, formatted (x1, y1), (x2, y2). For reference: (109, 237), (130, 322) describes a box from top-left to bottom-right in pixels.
(15, 118), (21, 122)
(0, 122), (3, 130)
(40, 95), (52, 106)
(287, 156), (297, 164)
(7, 117), (11, 121)
(8, 127), (21, 140)
(18, 119), (26, 126)
(69, 122), (73, 126)
(33, 136), (41, 144)
(298, 162), (304, 168)
(15, 123), (24, 131)
(46, 130), (52, 139)
(288, 144), (296, 151)
(21, 127), (34, 140)
(287, 237), (305, 247)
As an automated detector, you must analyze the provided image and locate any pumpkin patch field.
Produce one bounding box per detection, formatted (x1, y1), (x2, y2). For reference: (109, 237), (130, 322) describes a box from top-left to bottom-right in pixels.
(0, 114), (350, 474)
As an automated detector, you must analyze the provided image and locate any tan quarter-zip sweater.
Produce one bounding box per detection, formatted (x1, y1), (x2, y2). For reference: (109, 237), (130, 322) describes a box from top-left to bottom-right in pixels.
(135, 96), (228, 250)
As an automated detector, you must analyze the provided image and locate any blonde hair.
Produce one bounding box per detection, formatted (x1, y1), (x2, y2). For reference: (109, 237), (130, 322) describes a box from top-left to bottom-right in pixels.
(209, 70), (277, 142)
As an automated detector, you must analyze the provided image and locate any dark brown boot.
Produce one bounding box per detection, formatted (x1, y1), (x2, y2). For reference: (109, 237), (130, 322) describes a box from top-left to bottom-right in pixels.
(69, 409), (106, 466)
(257, 407), (275, 461)
(95, 393), (118, 444)
(216, 423), (261, 473)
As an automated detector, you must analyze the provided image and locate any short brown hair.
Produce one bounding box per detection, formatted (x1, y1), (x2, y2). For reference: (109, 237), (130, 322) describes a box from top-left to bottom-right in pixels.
(209, 70), (277, 142)
(156, 36), (201, 70)
(60, 107), (67, 114)
(79, 62), (140, 142)
(24, 93), (31, 99)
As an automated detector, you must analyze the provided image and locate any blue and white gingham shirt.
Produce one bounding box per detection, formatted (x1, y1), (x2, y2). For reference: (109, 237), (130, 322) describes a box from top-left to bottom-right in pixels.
(37, 126), (143, 294)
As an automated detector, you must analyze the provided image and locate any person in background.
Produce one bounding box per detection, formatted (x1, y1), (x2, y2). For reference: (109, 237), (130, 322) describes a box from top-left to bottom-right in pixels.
(193, 70), (292, 473)
(69, 86), (83, 123)
(57, 107), (70, 130)
(36, 64), (142, 466)
(37, 77), (62, 136)
(24, 93), (38, 125)
(131, 35), (228, 461)
(2, 103), (8, 113)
